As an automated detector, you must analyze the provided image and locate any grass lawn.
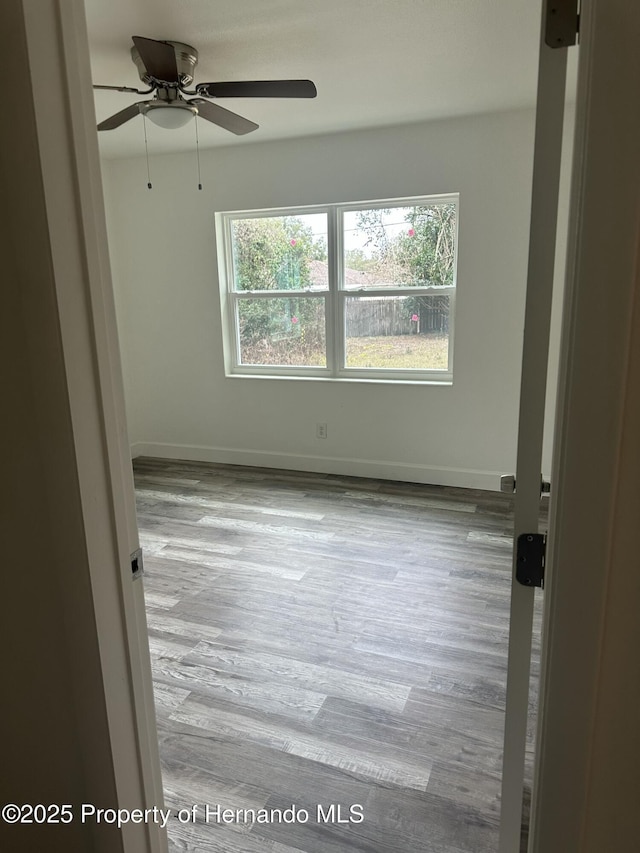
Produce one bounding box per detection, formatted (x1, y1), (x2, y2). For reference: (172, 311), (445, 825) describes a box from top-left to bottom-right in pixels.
(241, 333), (449, 369)
(345, 333), (449, 369)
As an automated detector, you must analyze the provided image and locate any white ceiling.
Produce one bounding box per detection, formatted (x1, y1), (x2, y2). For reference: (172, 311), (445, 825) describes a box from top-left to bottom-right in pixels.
(85, 0), (546, 159)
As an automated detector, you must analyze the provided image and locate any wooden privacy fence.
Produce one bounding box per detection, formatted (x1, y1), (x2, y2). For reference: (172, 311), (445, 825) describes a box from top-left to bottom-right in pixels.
(346, 294), (450, 337)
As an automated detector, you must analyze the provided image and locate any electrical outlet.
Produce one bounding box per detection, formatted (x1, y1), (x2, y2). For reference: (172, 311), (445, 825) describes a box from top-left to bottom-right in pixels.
(316, 422), (328, 439)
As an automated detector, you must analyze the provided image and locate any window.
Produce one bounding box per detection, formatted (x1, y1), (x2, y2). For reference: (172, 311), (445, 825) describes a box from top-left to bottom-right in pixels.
(217, 195), (458, 382)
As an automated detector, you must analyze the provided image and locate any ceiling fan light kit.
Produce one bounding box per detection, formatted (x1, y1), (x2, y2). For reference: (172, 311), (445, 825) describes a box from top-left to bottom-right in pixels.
(94, 35), (317, 135)
(141, 102), (197, 129)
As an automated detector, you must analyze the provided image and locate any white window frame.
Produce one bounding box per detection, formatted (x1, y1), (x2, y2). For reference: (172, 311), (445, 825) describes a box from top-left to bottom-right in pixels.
(216, 194), (458, 383)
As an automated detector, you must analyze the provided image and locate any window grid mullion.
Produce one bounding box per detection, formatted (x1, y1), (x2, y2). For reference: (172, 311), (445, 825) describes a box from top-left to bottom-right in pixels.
(333, 206), (346, 375)
(233, 290), (327, 299)
(343, 286), (455, 298)
(326, 206), (340, 377)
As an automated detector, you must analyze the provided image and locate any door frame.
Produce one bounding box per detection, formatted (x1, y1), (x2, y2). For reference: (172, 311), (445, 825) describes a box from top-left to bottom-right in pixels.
(530, 0), (640, 849)
(1, 1), (166, 851)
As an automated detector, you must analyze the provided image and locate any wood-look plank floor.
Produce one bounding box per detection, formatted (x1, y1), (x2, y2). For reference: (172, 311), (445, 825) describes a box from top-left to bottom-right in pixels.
(134, 458), (543, 853)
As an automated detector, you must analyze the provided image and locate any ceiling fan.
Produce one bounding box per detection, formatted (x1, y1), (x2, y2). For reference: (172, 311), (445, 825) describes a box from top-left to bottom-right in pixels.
(94, 36), (317, 135)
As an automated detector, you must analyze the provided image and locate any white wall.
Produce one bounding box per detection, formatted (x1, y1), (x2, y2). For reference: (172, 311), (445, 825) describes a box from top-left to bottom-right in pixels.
(104, 108), (570, 489)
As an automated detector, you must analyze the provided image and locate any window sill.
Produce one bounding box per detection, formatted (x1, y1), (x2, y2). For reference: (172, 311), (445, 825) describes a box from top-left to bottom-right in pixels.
(224, 372), (453, 387)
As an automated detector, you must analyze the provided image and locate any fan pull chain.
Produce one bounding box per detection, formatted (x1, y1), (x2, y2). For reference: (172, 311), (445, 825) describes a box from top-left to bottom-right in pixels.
(195, 114), (203, 190)
(142, 113), (152, 189)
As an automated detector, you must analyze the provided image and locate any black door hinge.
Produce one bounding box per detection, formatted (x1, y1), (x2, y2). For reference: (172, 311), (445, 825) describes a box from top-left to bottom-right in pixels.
(516, 533), (546, 588)
(131, 547), (144, 580)
(545, 0), (580, 49)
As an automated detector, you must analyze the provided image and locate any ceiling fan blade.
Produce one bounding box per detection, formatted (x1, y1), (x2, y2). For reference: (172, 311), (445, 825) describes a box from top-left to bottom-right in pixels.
(132, 35), (179, 83)
(196, 80), (317, 99)
(97, 102), (142, 131)
(190, 99), (258, 135)
(94, 84), (151, 94)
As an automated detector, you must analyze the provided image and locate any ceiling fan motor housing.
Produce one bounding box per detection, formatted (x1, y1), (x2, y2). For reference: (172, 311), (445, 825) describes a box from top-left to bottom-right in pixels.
(131, 40), (199, 86)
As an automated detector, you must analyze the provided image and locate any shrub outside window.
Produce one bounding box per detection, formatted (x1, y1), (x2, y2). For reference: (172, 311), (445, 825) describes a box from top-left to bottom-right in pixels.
(217, 195), (458, 382)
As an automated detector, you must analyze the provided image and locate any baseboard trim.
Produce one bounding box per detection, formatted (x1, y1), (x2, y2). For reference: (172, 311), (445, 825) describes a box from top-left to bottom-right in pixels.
(129, 442), (501, 491)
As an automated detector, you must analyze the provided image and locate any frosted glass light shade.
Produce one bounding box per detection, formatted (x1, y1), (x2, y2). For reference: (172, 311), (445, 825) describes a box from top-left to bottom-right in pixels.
(143, 104), (196, 129)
